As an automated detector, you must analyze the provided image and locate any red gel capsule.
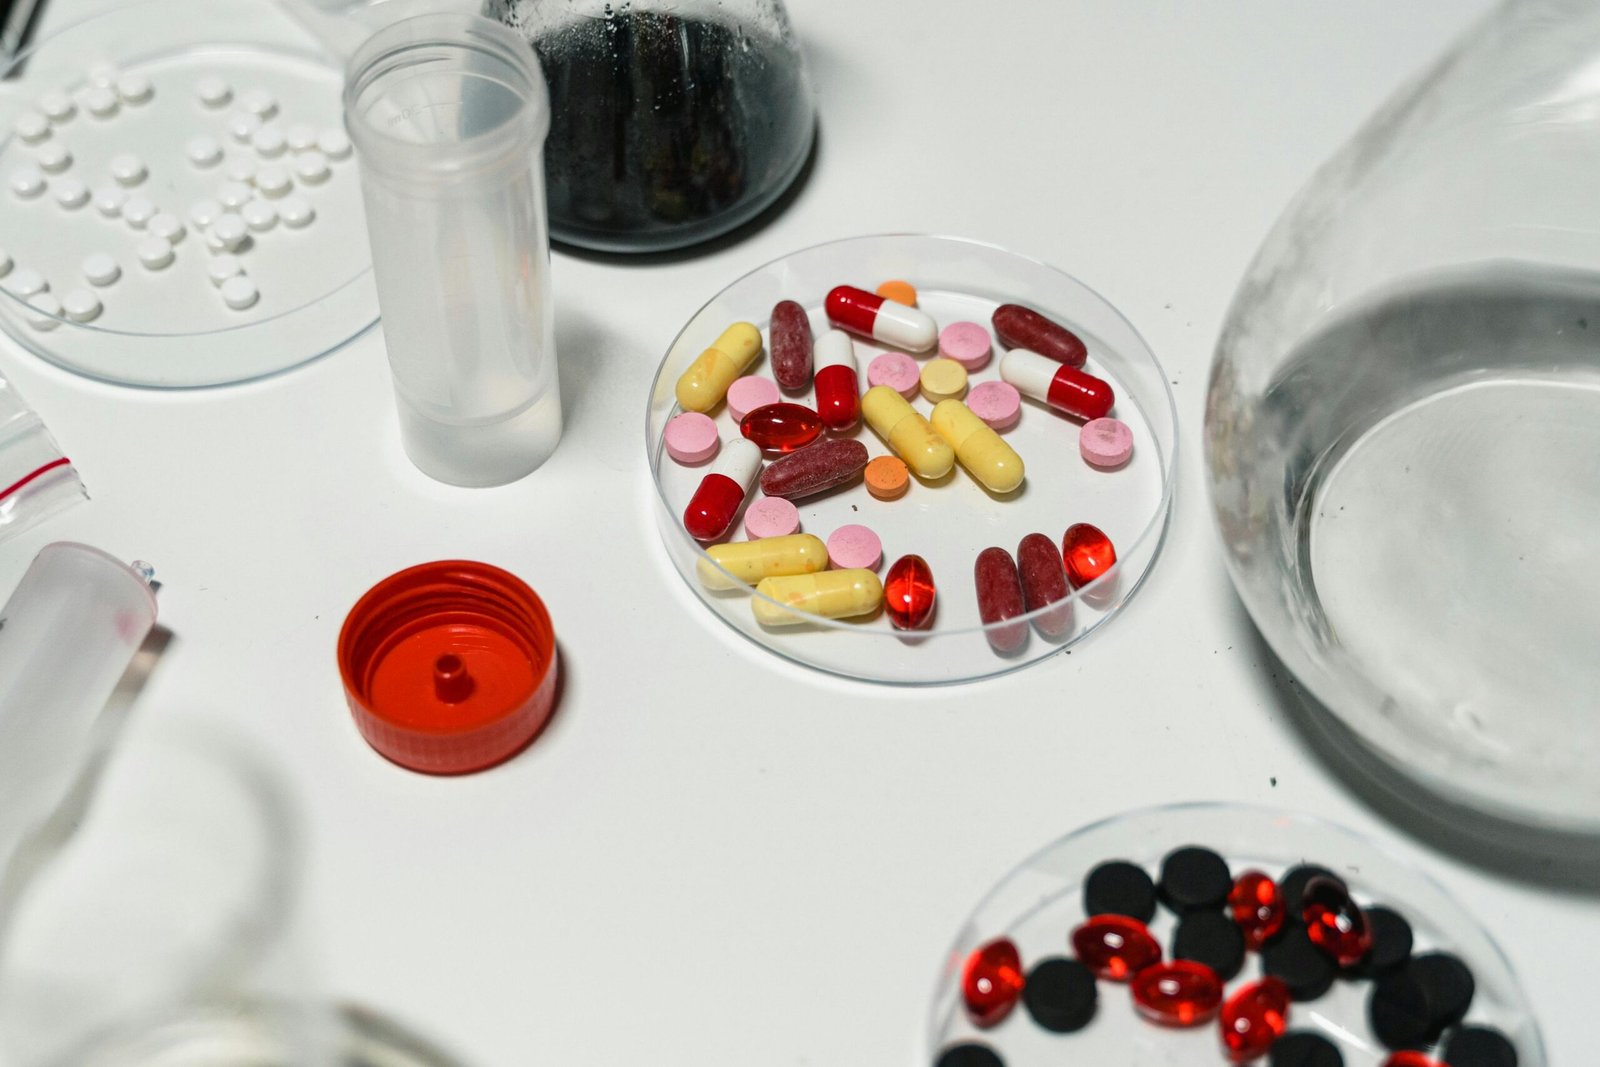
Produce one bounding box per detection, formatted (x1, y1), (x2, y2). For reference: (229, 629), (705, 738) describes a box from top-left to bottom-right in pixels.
(1302, 875), (1372, 967)
(974, 546), (1028, 654)
(885, 554), (936, 630)
(758, 438), (868, 500)
(1228, 870), (1286, 951)
(1383, 1054), (1448, 1067)
(769, 299), (813, 392)
(1062, 523), (1117, 588)
(992, 302), (1088, 367)
(812, 330), (861, 431)
(683, 439), (761, 542)
(1071, 914), (1161, 981)
(1220, 977), (1291, 1063)
(740, 402), (823, 454)
(961, 938), (1025, 1028)
(1016, 532), (1072, 638)
(1131, 960), (1223, 1027)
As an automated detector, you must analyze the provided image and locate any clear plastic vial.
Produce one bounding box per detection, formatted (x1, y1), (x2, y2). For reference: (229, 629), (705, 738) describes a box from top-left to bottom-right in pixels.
(344, 13), (561, 487)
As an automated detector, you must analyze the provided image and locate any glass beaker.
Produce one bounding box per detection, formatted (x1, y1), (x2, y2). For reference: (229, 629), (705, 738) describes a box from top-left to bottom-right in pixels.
(487, 0), (816, 253)
(1205, 0), (1600, 830)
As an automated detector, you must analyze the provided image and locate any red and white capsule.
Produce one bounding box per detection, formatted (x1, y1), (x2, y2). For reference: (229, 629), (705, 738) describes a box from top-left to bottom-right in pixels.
(812, 329), (861, 431)
(683, 438), (760, 543)
(1000, 347), (1115, 422)
(825, 285), (937, 353)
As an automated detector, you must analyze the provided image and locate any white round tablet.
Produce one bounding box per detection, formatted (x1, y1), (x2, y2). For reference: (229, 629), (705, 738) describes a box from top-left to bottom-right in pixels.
(186, 135), (223, 169)
(188, 198), (224, 228)
(241, 199), (277, 232)
(13, 111), (50, 144)
(37, 92), (74, 123)
(211, 213), (248, 250)
(206, 254), (243, 286)
(93, 184), (126, 216)
(195, 76), (232, 108)
(239, 89), (277, 120)
(0, 249), (11, 278)
(61, 288), (102, 323)
(122, 195), (156, 228)
(115, 72), (153, 105)
(286, 124), (317, 153)
(251, 124), (287, 159)
(82, 86), (119, 118)
(9, 268), (47, 297)
(82, 252), (120, 286)
(148, 213), (185, 243)
(86, 64), (118, 89)
(36, 143), (72, 173)
(226, 112), (261, 143)
(279, 196), (315, 229)
(26, 293), (62, 331)
(220, 275), (259, 310)
(223, 156), (258, 183)
(254, 164), (291, 198)
(53, 177), (89, 209)
(216, 181), (253, 210)
(293, 150), (330, 186)
(10, 166), (46, 198)
(317, 127), (352, 160)
(109, 153), (145, 186)
(136, 236), (173, 270)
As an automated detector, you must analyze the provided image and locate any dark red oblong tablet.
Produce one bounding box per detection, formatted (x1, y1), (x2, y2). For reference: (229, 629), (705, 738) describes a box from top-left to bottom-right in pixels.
(1017, 532), (1072, 638)
(992, 303), (1088, 367)
(758, 438), (868, 500)
(974, 546), (1027, 653)
(769, 300), (814, 393)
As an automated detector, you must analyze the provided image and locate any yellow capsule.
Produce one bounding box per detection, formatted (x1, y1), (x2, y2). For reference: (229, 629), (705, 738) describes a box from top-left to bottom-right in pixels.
(860, 385), (955, 480)
(932, 399), (1025, 493)
(675, 322), (763, 412)
(752, 568), (884, 626)
(696, 533), (829, 591)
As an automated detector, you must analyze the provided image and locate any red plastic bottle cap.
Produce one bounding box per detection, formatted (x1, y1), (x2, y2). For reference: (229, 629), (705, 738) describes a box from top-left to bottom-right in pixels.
(337, 561), (558, 775)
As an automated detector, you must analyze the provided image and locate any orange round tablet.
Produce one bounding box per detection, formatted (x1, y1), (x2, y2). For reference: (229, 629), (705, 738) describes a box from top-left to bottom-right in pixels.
(865, 455), (911, 500)
(876, 279), (917, 307)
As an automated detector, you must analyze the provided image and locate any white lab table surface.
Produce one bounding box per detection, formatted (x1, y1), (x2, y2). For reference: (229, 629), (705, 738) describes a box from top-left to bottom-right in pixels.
(4, 1), (1592, 1064)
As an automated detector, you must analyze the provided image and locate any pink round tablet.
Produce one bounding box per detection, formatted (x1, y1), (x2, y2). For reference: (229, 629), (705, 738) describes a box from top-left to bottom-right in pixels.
(939, 321), (993, 371)
(745, 496), (801, 539)
(867, 352), (921, 399)
(664, 411), (720, 464)
(1080, 417), (1134, 469)
(966, 380), (1022, 432)
(826, 524), (882, 570)
(726, 375), (781, 421)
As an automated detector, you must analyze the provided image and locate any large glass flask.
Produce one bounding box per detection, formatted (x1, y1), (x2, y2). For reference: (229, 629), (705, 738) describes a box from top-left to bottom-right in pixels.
(1206, 0), (1600, 831)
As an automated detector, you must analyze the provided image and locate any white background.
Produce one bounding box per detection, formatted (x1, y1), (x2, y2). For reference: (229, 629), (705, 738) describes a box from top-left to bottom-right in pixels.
(8, 1), (1596, 1064)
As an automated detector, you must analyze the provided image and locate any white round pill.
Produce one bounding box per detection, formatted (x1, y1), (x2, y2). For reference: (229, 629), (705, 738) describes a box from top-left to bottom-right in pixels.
(92, 184), (127, 217)
(26, 293), (62, 331)
(217, 181), (253, 210)
(239, 89), (277, 119)
(293, 150), (330, 186)
(195, 76), (232, 108)
(252, 123), (286, 158)
(61, 288), (101, 322)
(109, 153), (145, 185)
(285, 124), (317, 153)
(279, 196), (315, 229)
(37, 92), (75, 122)
(122, 195), (156, 228)
(206, 254), (243, 286)
(211, 213), (248, 250)
(10, 166), (46, 199)
(223, 155), (258, 183)
(254, 164), (291, 198)
(188, 197), (223, 228)
(148, 212), (185, 243)
(86, 64), (118, 89)
(226, 111), (261, 143)
(241, 198), (277, 232)
(82, 252), (120, 286)
(137, 236), (173, 270)
(317, 127), (352, 160)
(115, 72), (153, 105)
(8, 268), (47, 297)
(186, 135), (223, 169)
(220, 275), (259, 310)
(0, 249), (11, 278)
(13, 111), (50, 144)
(82, 86), (119, 118)
(36, 143), (72, 173)
(53, 177), (89, 209)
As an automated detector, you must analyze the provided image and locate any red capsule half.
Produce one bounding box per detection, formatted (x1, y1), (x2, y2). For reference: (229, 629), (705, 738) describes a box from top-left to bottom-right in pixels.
(812, 329), (861, 431)
(992, 303), (1088, 367)
(1062, 523), (1117, 588)
(885, 554), (936, 631)
(961, 938), (1024, 1028)
(1228, 870), (1286, 951)
(974, 546), (1027, 654)
(1220, 977), (1290, 1063)
(1131, 960), (1223, 1027)
(769, 299), (813, 392)
(683, 440), (761, 543)
(740, 402), (823, 454)
(1302, 875), (1372, 967)
(1071, 914), (1161, 981)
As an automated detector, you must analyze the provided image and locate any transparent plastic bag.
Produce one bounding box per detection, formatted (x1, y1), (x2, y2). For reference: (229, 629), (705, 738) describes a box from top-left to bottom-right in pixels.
(0, 374), (84, 543)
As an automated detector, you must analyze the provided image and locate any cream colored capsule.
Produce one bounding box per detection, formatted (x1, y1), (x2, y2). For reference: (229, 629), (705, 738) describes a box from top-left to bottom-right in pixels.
(753, 568), (884, 626)
(675, 322), (763, 412)
(932, 399), (1025, 493)
(861, 385), (955, 480)
(697, 533), (829, 591)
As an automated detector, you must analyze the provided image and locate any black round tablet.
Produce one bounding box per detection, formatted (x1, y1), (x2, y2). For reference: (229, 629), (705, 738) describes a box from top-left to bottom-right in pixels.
(1443, 1025), (1518, 1067)
(1262, 924), (1336, 1001)
(1370, 968), (1434, 1049)
(1411, 952), (1475, 1031)
(1349, 906), (1413, 978)
(1158, 845), (1232, 913)
(1172, 909), (1245, 981)
(1021, 956), (1096, 1033)
(1270, 1031), (1345, 1067)
(1279, 864), (1346, 918)
(1083, 859), (1157, 923)
(935, 1042), (1004, 1067)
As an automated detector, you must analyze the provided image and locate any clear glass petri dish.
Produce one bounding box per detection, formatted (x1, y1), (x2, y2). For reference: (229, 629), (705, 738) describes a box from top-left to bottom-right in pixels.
(646, 235), (1177, 685)
(0, 0), (376, 387)
(928, 803), (1545, 1066)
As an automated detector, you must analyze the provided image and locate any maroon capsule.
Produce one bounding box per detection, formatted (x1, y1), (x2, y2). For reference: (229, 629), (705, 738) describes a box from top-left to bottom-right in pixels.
(740, 402), (823, 454)
(1220, 977), (1290, 1063)
(960, 938), (1025, 1028)
(1131, 960), (1223, 1027)
(1062, 523), (1117, 588)
(974, 546), (1027, 654)
(992, 302), (1088, 367)
(769, 299), (813, 392)
(1071, 914), (1161, 981)
(1227, 870), (1286, 951)
(885, 554), (936, 630)
(758, 439), (868, 500)
(1016, 532), (1072, 638)
(1302, 875), (1372, 967)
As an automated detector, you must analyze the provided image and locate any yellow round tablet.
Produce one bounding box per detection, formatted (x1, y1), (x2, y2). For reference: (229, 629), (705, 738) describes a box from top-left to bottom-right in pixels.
(919, 357), (969, 403)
